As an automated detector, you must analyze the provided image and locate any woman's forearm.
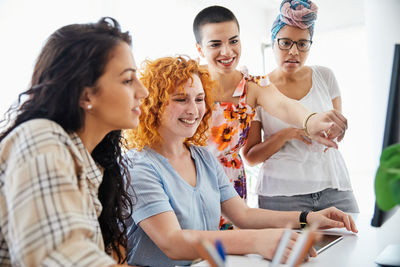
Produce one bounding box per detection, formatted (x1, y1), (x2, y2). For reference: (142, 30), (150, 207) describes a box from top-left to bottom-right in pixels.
(243, 129), (290, 166)
(255, 84), (346, 146)
(163, 229), (258, 260)
(256, 84), (309, 128)
(222, 196), (301, 229)
(238, 208), (301, 229)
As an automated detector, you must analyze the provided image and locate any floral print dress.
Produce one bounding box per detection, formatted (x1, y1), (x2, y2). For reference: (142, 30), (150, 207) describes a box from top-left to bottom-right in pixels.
(207, 74), (267, 229)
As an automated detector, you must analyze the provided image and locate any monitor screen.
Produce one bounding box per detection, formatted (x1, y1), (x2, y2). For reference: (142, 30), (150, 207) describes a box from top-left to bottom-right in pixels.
(371, 43), (400, 227)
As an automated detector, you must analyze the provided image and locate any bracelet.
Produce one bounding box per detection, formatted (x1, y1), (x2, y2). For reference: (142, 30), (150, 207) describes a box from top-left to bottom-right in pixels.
(299, 210), (310, 229)
(303, 112), (317, 139)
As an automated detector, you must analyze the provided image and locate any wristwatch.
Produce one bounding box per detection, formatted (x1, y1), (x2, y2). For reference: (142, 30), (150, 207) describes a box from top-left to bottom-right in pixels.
(300, 211), (310, 229)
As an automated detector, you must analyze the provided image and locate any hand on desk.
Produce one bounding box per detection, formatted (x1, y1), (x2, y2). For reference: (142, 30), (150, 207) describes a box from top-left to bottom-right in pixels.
(307, 207), (358, 233)
(253, 229), (317, 263)
(256, 207), (358, 265)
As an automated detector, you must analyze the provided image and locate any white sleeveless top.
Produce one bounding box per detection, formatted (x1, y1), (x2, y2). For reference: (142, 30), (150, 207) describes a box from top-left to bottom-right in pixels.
(253, 66), (353, 196)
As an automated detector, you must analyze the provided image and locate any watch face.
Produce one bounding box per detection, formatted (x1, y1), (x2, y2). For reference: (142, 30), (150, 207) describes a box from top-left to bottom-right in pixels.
(300, 210), (309, 227)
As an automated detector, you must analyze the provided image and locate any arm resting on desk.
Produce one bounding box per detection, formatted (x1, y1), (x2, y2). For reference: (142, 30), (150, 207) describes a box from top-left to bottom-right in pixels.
(221, 196), (358, 232)
(138, 210), (300, 261)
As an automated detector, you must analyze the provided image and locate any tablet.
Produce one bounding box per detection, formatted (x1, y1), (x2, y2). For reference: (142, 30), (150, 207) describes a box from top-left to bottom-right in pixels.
(313, 234), (343, 254)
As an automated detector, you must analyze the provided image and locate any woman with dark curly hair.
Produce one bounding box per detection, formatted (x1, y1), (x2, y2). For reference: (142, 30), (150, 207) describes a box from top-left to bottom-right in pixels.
(124, 56), (357, 267)
(0, 17), (148, 266)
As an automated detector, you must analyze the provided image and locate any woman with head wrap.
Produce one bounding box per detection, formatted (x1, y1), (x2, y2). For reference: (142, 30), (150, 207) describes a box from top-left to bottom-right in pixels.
(243, 0), (359, 213)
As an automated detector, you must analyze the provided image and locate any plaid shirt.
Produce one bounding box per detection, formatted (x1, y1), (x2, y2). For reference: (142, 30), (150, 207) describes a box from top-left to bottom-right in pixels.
(0, 119), (115, 267)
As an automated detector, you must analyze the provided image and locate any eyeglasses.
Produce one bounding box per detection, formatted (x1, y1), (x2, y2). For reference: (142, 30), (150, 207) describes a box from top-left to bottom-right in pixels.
(276, 38), (313, 52)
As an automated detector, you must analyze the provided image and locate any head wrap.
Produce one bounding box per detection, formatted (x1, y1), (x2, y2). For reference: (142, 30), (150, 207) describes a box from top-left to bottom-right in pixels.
(271, 0), (318, 42)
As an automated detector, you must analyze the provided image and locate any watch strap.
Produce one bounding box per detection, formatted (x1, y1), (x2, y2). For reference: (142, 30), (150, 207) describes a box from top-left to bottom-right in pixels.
(299, 211), (310, 229)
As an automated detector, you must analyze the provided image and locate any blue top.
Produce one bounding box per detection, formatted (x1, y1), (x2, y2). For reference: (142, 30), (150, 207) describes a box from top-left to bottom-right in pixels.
(125, 145), (238, 267)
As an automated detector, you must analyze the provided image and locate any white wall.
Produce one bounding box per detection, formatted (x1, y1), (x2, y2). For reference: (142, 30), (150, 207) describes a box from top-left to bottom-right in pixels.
(0, 0), (110, 118)
(364, 0), (400, 163)
(0, 0), (269, 117)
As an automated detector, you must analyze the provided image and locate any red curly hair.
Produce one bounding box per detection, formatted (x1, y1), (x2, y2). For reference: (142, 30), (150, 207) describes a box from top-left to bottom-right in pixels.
(125, 56), (215, 151)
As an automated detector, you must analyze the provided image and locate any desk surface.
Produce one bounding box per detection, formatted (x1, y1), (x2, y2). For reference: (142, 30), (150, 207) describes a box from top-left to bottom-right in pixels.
(304, 210), (400, 267)
(194, 210), (400, 267)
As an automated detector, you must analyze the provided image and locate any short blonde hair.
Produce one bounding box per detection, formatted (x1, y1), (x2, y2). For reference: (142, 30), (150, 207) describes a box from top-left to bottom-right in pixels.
(125, 56), (215, 151)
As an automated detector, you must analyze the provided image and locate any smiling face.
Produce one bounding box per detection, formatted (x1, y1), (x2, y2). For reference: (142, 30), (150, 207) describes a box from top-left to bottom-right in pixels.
(85, 42), (148, 132)
(196, 21), (241, 75)
(273, 25), (311, 74)
(158, 74), (206, 141)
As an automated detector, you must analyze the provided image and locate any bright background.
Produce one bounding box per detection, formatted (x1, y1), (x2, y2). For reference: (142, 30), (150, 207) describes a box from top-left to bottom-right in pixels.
(1, 0), (400, 217)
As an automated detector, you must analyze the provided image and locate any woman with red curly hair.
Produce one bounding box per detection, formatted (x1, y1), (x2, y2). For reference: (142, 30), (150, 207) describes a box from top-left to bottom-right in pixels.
(124, 56), (214, 151)
(123, 56), (357, 267)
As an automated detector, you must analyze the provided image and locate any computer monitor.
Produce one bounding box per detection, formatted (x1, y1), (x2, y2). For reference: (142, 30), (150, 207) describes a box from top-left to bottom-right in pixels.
(370, 43), (400, 267)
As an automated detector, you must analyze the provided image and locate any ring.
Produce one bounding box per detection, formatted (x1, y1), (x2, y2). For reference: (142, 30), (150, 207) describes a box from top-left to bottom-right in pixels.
(326, 128), (331, 136)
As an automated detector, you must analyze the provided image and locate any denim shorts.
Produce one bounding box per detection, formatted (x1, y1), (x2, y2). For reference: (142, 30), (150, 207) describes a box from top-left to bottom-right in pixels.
(258, 188), (359, 213)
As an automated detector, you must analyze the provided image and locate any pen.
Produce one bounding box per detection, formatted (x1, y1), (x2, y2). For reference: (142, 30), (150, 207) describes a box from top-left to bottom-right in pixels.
(293, 230), (316, 267)
(270, 228), (292, 267)
(215, 239), (226, 262)
(286, 224), (318, 267)
(286, 228), (310, 267)
(183, 232), (225, 267)
(197, 239), (225, 267)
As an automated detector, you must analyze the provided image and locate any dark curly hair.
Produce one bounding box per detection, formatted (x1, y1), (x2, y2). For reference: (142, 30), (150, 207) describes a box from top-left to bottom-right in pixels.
(0, 17), (133, 263)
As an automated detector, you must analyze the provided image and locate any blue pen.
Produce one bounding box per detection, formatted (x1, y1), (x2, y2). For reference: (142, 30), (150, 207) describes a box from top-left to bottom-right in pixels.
(215, 239), (226, 262)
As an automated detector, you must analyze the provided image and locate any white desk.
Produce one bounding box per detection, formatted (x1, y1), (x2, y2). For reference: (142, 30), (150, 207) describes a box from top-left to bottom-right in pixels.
(194, 210), (400, 267)
(304, 210), (400, 267)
